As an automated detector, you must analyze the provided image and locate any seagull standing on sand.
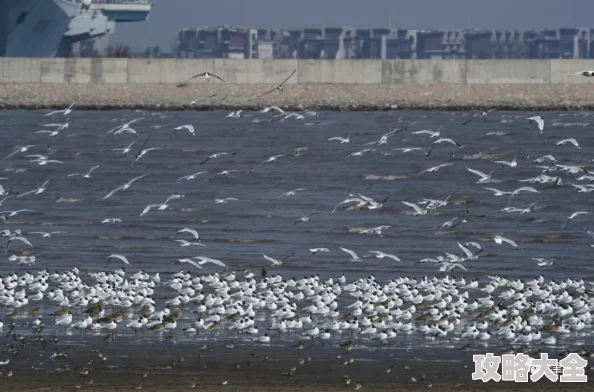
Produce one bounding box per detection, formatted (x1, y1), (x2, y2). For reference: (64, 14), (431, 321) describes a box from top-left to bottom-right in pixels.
(257, 69), (297, 98)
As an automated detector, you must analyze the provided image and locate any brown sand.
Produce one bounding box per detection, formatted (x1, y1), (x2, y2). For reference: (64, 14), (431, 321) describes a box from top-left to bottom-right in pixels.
(1, 83), (594, 111)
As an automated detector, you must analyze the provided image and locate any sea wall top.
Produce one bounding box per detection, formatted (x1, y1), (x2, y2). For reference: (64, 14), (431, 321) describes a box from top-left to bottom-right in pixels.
(1, 58), (594, 84)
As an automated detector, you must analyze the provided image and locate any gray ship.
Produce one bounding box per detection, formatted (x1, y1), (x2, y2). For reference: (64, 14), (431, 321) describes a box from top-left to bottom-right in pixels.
(0, 0), (153, 57)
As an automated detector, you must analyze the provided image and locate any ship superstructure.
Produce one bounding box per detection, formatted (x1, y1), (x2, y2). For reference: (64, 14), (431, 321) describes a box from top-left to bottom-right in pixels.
(0, 0), (153, 57)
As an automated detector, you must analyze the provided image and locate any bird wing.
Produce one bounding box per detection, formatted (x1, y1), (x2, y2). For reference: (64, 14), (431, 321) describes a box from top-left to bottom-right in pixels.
(466, 167), (489, 179)
(187, 72), (206, 81)
(339, 247), (359, 259)
(211, 73), (226, 82)
(140, 204), (159, 216)
(108, 254), (130, 264)
(258, 87), (278, 98)
(137, 136), (151, 154)
(201, 257), (226, 267)
(263, 254), (280, 264)
(412, 130), (437, 136)
(461, 115), (479, 125)
(279, 69), (297, 87)
(128, 174), (148, 185)
(103, 185), (124, 200)
(457, 242), (474, 258)
(11, 236), (33, 247)
(401, 201), (423, 213)
(179, 228), (199, 239)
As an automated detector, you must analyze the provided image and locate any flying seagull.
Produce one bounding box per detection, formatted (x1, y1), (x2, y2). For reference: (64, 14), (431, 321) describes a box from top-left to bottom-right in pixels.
(461, 109), (497, 125)
(527, 116), (544, 133)
(257, 69), (297, 98)
(45, 103), (74, 116)
(568, 70), (594, 77)
(131, 136), (163, 166)
(178, 72), (225, 87)
(105, 254), (131, 268)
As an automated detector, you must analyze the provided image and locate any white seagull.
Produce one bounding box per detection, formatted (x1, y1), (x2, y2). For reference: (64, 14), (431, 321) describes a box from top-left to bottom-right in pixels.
(412, 125), (443, 138)
(368, 251), (401, 262)
(3, 145), (37, 160)
(177, 171), (207, 181)
(45, 103), (74, 116)
(103, 174), (147, 199)
(492, 234), (518, 248)
(110, 139), (139, 155)
(173, 125), (195, 136)
(339, 247), (368, 262)
(67, 164), (102, 179)
(173, 228), (200, 241)
(107, 118), (144, 135)
(418, 163), (453, 175)
(527, 116), (544, 133)
(561, 211), (589, 230)
(328, 133), (352, 144)
(568, 70), (594, 77)
(17, 178), (51, 198)
(556, 138), (580, 149)
(105, 254), (131, 267)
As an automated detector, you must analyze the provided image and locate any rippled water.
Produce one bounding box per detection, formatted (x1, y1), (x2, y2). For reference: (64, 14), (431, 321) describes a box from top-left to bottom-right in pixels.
(0, 109), (592, 277)
(1, 109), (594, 366)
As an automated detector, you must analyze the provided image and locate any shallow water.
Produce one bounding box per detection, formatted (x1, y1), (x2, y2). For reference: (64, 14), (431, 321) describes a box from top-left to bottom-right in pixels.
(0, 109), (593, 371)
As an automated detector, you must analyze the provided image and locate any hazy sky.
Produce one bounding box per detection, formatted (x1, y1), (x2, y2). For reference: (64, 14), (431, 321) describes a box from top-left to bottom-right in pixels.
(113, 0), (594, 51)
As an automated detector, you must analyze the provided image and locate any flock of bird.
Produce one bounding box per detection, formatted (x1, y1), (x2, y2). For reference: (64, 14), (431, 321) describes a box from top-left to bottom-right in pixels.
(0, 103), (594, 388)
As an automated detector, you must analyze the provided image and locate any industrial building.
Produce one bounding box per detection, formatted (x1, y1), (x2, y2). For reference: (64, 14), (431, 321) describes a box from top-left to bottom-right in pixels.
(176, 26), (594, 60)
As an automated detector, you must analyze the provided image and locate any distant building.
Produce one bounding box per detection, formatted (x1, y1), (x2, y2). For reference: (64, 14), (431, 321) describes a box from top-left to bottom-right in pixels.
(175, 26), (594, 60)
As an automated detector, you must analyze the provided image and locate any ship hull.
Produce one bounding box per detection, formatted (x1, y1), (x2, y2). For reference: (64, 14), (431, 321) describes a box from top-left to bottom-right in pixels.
(0, 0), (76, 57)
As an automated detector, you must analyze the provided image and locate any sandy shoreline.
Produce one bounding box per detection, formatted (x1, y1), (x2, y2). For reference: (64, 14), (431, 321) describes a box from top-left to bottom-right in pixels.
(1, 84), (594, 111)
(0, 339), (590, 391)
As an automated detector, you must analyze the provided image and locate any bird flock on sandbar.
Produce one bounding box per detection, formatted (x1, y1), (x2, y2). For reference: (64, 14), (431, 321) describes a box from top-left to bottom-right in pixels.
(0, 104), (594, 386)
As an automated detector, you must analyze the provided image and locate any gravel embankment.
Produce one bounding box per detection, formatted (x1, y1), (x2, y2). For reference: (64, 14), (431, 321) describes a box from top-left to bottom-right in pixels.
(0, 83), (593, 111)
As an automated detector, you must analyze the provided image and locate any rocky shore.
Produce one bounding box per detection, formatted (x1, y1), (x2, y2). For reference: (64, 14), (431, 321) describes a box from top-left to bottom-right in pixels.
(1, 83), (594, 111)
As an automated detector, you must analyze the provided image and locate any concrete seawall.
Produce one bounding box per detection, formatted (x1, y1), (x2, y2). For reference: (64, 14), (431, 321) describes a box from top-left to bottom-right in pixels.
(1, 58), (594, 110)
(2, 58), (594, 85)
